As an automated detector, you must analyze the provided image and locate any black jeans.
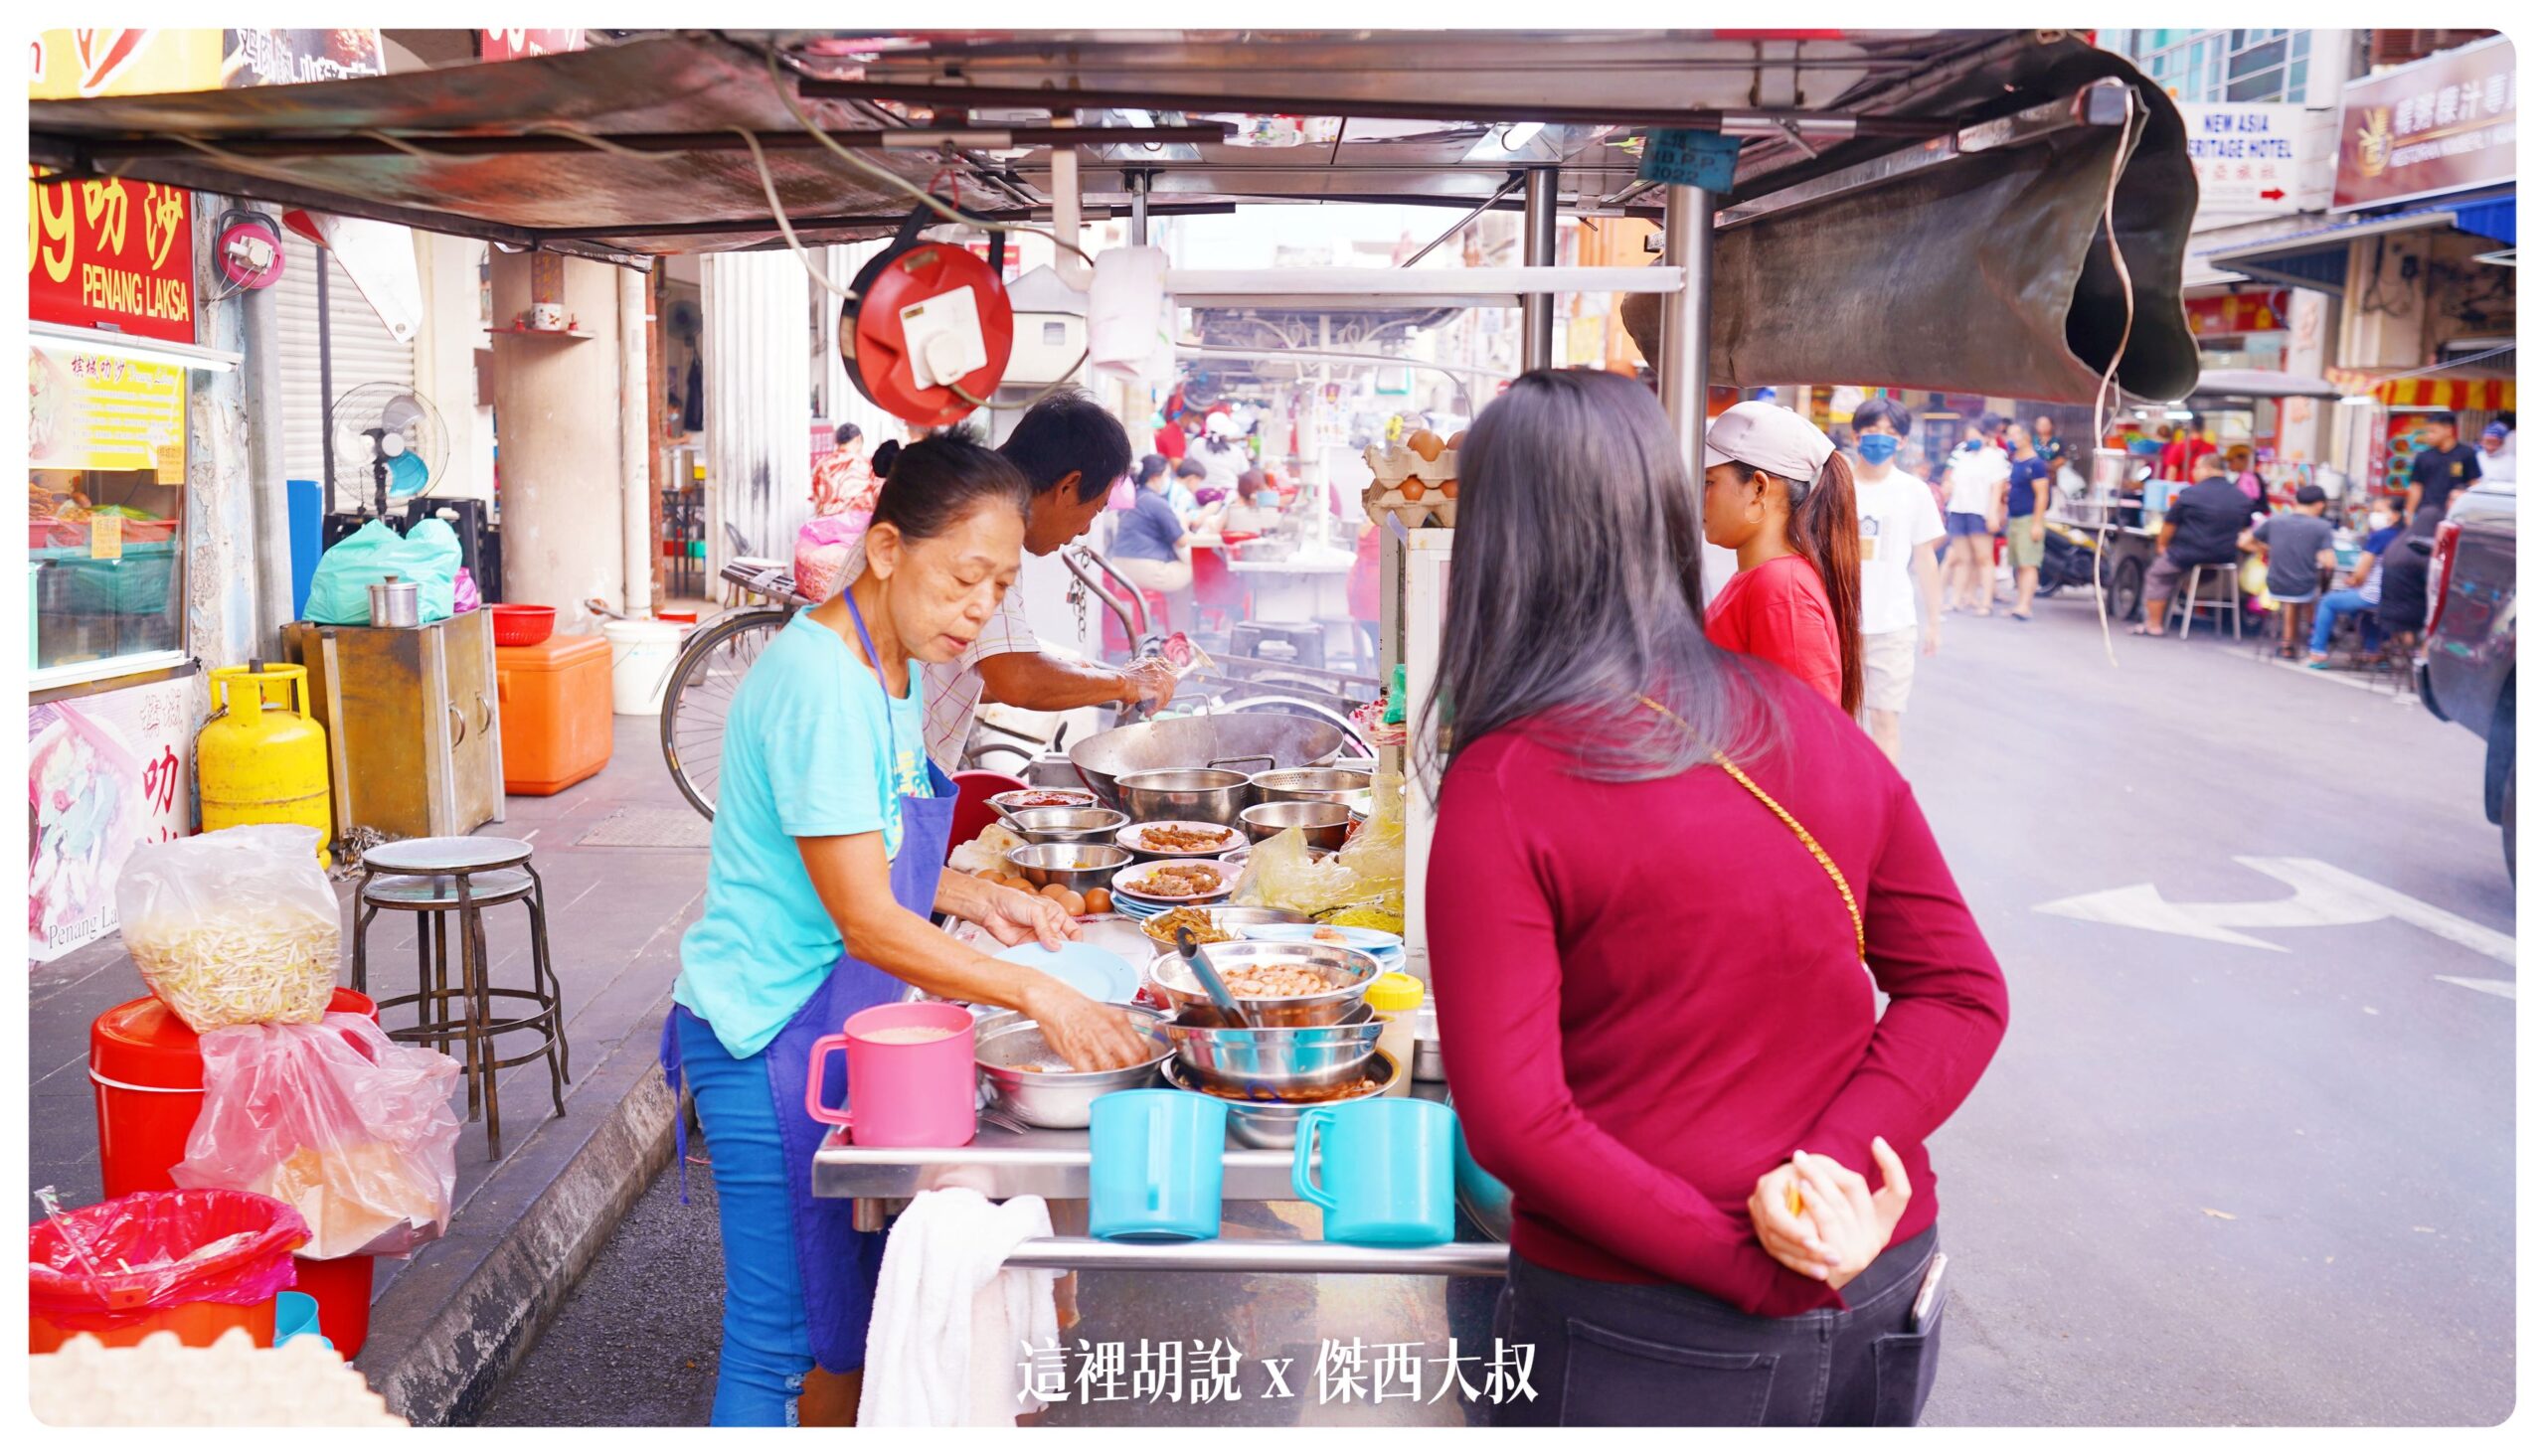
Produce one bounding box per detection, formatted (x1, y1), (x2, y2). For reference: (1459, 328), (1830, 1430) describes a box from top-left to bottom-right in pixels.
(1490, 1225), (1945, 1427)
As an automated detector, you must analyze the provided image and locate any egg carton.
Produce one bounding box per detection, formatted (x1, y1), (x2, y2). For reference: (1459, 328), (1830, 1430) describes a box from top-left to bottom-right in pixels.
(1361, 438), (1461, 531)
(1363, 440), (1459, 486)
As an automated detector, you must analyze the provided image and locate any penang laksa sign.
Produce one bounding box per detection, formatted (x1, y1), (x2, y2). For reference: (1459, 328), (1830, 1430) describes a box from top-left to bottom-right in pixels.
(27, 176), (195, 344)
(2336, 36), (2516, 210)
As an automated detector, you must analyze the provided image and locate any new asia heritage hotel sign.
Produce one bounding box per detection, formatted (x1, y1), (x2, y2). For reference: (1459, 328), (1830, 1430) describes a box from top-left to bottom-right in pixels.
(2336, 35), (2516, 210)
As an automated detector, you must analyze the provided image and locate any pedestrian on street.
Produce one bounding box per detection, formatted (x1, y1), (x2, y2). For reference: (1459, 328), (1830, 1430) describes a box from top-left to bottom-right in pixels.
(1700, 400), (1864, 714)
(2001, 422), (2052, 621)
(1422, 367), (2008, 1428)
(2306, 499), (2402, 667)
(1849, 398), (1945, 765)
(663, 436), (1154, 1427)
(2133, 461), (2267, 637)
(2033, 413), (2069, 474)
(2243, 485), (2337, 659)
(2474, 417), (2516, 487)
(2403, 412), (2480, 522)
(1940, 415), (2010, 616)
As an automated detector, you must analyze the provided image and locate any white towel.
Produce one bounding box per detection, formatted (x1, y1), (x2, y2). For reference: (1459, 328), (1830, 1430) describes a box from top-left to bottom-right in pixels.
(857, 1187), (1059, 1427)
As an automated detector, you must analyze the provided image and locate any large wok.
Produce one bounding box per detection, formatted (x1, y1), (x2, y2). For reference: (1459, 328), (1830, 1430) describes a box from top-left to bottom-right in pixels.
(1070, 713), (1346, 812)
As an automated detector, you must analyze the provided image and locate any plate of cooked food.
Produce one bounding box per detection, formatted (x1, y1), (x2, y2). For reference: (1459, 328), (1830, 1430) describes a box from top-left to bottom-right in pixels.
(1117, 820), (1247, 860)
(1108, 858), (1235, 906)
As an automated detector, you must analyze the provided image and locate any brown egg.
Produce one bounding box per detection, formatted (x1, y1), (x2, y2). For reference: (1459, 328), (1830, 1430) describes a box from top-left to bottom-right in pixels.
(1042, 885), (1087, 916)
(1447, 430), (1466, 450)
(1407, 430), (1444, 462)
(1085, 889), (1112, 914)
(1441, 479), (1458, 499)
(1399, 479), (1426, 501)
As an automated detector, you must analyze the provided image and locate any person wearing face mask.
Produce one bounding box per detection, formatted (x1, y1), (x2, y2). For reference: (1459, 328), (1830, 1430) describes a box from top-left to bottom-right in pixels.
(1847, 399), (1946, 765)
(2306, 501), (2405, 666)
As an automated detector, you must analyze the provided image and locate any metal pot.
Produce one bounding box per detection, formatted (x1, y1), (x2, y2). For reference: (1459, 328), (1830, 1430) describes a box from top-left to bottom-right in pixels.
(1005, 806), (1131, 846)
(1161, 1050), (1404, 1149)
(1116, 769), (1257, 827)
(1071, 714), (1346, 811)
(975, 1005), (1171, 1129)
(1250, 766), (1374, 807)
(1239, 800), (1354, 850)
(367, 574), (422, 628)
(1164, 1005), (1382, 1099)
(1144, 941), (1380, 1027)
(1006, 842), (1134, 893)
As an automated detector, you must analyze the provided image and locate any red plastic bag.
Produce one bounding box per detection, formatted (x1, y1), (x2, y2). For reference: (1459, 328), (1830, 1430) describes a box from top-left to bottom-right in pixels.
(793, 514), (866, 604)
(173, 1014), (463, 1260)
(30, 1189), (309, 1333)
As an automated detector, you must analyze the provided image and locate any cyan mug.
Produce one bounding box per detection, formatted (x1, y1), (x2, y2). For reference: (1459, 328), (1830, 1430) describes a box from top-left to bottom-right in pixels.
(1089, 1089), (1228, 1241)
(1292, 1097), (1456, 1245)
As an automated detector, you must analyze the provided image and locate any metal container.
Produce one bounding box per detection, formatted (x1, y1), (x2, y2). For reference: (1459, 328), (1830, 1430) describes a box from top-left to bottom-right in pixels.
(1164, 1005), (1382, 1098)
(1116, 820), (1247, 861)
(975, 1005), (1171, 1129)
(1136, 904), (1307, 948)
(1239, 800), (1353, 850)
(1006, 806), (1130, 846)
(1144, 941), (1381, 1027)
(1409, 1005), (1446, 1082)
(1071, 714), (1345, 810)
(1006, 842), (1134, 893)
(988, 786), (1100, 816)
(1115, 768), (1257, 827)
(1161, 1051), (1405, 1149)
(1250, 766), (1374, 807)
(367, 574), (422, 628)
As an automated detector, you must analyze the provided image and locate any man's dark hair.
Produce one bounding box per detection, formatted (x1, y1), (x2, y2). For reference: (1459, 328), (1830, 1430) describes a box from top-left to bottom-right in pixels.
(1001, 388), (1131, 503)
(833, 421), (862, 448)
(2426, 411), (2460, 428)
(1851, 398), (1913, 436)
(2295, 484), (2327, 506)
(1978, 411), (2006, 434)
(1174, 456), (1208, 480)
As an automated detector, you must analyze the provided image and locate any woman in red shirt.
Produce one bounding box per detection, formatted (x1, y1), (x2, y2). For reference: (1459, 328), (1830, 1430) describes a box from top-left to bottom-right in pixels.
(1698, 401), (1864, 716)
(1423, 370), (2007, 1426)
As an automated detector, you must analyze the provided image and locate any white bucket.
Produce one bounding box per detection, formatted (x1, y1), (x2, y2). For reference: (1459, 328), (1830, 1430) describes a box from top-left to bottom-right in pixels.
(603, 619), (686, 717)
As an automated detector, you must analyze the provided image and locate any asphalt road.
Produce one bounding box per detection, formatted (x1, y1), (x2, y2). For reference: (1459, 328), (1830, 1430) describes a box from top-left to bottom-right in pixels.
(477, 586), (2515, 1427)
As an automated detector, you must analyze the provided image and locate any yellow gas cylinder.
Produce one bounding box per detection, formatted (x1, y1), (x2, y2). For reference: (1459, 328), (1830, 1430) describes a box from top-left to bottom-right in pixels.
(197, 662), (334, 866)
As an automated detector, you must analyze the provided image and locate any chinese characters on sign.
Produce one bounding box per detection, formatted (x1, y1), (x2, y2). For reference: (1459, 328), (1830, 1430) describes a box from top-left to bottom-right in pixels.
(28, 343), (190, 473)
(2336, 36), (2516, 209)
(30, 29), (385, 98)
(1018, 1338), (1537, 1410)
(29, 678), (196, 962)
(28, 176), (197, 343)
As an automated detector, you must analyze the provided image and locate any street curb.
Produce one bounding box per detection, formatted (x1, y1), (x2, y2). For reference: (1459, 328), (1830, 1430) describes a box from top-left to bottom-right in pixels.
(354, 998), (676, 1426)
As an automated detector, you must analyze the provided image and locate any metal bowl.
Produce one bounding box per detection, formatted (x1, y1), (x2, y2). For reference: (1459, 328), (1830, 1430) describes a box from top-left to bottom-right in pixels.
(1164, 1005), (1383, 1099)
(1116, 820), (1247, 861)
(1250, 766), (1374, 807)
(1115, 768), (1258, 827)
(1007, 842), (1135, 893)
(975, 1005), (1171, 1129)
(1137, 904), (1307, 948)
(1143, 940), (1381, 1027)
(988, 786), (1100, 816)
(1161, 1051), (1405, 1149)
(1071, 714), (1345, 811)
(1007, 806), (1131, 846)
(1111, 858), (1237, 905)
(1239, 800), (1354, 850)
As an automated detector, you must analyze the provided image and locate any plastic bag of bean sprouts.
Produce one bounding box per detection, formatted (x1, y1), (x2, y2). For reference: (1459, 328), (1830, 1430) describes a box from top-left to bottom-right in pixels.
(115, 825), (341, 1033)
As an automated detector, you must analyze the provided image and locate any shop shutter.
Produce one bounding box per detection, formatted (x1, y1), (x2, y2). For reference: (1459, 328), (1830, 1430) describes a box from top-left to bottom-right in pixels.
(275, 232), (417, 509)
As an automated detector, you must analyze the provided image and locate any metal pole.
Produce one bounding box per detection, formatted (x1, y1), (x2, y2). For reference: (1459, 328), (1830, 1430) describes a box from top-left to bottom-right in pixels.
(316, 250), (336, 512)
(1520, 169), (1558, 372)
(1402, 171), (1524, 270)
(1658, 185), (1713, 472)
(1126, 170), (1149, 246)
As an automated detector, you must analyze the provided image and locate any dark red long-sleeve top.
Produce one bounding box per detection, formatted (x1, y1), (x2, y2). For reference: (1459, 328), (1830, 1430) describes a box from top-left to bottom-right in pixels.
(1427, 673), (2008, 1317)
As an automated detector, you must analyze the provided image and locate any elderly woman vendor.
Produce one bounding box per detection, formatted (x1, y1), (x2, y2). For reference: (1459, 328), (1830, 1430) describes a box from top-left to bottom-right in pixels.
(663, 433), (1152, 1425)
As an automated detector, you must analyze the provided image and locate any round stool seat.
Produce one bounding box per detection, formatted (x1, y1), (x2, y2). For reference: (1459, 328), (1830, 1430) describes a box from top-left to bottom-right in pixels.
(362, 869), (536, 911)
(362, 836), (535, 877)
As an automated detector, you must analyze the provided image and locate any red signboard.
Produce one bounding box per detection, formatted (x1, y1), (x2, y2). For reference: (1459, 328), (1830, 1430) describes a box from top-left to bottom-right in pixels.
(27, 175), (195, 344)
(2182, 289), (2291, 338)
(2335, 36), (2516, 210)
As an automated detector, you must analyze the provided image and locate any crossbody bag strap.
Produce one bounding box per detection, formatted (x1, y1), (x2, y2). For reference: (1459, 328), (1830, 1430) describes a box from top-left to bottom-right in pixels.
(1637, 695), (1866, 960)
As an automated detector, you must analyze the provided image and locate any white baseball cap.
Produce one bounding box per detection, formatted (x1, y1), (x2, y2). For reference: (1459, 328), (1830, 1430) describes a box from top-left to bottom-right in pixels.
(1704, 401), (1836, 482)
(1206, 410), (1235, 438)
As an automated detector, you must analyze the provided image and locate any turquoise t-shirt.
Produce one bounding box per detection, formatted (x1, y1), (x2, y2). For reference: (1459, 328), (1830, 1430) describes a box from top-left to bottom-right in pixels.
(674, 613), (931, 1059)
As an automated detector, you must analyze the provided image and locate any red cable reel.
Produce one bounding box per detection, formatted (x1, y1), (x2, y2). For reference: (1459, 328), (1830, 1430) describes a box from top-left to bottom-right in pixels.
(837, 202), (1015, 427)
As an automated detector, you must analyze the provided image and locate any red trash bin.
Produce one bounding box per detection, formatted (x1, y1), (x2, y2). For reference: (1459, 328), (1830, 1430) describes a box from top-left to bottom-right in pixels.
(89, 988), (383, 1357)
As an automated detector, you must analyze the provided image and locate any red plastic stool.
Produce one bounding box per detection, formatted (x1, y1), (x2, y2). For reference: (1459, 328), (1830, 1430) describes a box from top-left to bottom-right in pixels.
(1102, 586), (1173, 655)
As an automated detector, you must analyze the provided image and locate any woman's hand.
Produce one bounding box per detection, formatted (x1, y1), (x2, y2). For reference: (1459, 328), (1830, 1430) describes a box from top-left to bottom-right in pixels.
(1749, 1163), (1839, 1280)
(1783, 1139), (1915, 1291)
(972, 882), (1081, 951)
(1025, 983), (1155, 1072)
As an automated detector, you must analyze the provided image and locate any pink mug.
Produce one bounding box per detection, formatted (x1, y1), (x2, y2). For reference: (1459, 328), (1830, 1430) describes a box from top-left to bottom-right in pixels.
(804, 1002), (977, 1147)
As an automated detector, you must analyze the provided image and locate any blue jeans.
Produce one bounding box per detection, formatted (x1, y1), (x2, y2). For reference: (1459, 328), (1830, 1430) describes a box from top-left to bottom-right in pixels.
(677, 1010), (813, 1426)
(2310, 589), (2376, 656)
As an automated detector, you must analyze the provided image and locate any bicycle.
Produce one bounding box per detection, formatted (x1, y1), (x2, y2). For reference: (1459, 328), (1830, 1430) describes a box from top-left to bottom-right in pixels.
(658, 558), (813, 820)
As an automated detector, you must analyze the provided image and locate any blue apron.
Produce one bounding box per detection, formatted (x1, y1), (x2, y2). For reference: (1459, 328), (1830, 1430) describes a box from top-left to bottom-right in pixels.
(660, 589), (960, 1374)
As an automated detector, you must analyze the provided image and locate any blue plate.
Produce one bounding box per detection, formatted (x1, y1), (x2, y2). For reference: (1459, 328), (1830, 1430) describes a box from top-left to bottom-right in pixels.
(993, 941), (1138, 1003)
(1242, 923), (1406, 955)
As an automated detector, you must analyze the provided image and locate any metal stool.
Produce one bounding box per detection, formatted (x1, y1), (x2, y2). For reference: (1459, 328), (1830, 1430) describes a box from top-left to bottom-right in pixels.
(350, 837), (569, 1157)
(2167, 563), (2245, 641)
(1228, 620), (1327, 668)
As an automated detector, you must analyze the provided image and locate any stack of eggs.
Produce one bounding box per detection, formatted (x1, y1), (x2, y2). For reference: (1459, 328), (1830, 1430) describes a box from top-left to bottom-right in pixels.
(1361, 429), (1461, 530)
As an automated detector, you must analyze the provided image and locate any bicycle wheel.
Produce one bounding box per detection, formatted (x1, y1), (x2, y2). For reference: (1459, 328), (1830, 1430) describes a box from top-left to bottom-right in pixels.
(661, 607), (792, 819)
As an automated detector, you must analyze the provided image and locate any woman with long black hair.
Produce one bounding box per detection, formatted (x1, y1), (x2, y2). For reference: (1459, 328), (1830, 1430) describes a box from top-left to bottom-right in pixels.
(1423, 370), (2008, 1426)
(1698, 401), (1865, 716)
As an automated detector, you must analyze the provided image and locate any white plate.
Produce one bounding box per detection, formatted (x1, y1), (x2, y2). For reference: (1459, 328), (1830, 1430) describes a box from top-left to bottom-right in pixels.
(1242, 922), (1406, 955)
(1116, 820), (1246, 859)
(1108, 858), (1236, 905)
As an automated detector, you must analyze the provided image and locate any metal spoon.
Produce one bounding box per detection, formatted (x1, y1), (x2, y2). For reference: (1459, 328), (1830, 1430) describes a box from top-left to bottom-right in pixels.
(1173, 925), (1256, 1030)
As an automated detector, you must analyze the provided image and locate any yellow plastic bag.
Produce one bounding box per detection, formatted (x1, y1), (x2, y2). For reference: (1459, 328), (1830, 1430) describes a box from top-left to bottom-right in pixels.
(1233, 773), (1409, 928)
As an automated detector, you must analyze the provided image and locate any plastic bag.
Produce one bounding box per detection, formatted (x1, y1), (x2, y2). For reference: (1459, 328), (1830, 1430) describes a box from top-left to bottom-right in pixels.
(117, 825), (340, 1033)
(2240, 554), (2272, 601)
(30, 1189), (309, 1332)
(175, 1014), (463, 1259)
(453, 565), (483, 615)
(794, 514), (866, 605)
(302, 518), (462, 625)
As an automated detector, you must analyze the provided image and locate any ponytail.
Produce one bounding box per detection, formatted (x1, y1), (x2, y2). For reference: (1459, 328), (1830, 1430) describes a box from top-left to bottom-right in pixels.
(1787, 451), (1865, 718)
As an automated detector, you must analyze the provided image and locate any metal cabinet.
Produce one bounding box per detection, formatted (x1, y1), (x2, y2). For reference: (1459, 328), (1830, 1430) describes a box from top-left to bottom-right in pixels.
(284, 611), (506, 842)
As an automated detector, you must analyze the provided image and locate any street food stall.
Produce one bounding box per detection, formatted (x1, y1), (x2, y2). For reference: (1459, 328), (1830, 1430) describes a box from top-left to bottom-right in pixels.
(32, 26), (2195, 1315)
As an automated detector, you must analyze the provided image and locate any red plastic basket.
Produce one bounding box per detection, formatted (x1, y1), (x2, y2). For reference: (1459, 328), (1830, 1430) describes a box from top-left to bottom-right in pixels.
(490, 603), (557, 647)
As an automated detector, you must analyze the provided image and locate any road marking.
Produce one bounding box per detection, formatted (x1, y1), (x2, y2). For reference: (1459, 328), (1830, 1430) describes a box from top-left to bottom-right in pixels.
(2036, 858), (2515, 990)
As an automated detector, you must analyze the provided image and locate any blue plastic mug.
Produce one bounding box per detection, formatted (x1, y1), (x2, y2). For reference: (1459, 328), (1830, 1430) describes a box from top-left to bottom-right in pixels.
(1090, 1089), (1228, 1241)
(1292, 1097), (1456, 1245)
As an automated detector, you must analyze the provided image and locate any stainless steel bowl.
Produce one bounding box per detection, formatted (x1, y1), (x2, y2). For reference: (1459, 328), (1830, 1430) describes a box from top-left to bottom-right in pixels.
(988, 786), (1099, 816)
(1137, 903), (1308, 947)
(1239, 800), (1354, 850)
(1007, 806), (1131, 846)
(1144, 941), (1381, 1027)
(1160, 1050), (1405, 1149)
(1007, 842), (1135, 893)
(1116, 768), (1258, 827)
(1164, 1005), (1383, 1098)
(975, 1005), (1171, 1129)
(1250, 766), (1374, 807)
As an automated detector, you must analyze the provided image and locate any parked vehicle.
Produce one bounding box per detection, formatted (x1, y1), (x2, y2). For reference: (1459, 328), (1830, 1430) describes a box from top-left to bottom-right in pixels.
(2417, 480), (2517, 878)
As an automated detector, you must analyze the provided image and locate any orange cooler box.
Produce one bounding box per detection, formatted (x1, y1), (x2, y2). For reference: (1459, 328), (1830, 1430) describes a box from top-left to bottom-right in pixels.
(496, 633), (614, 795)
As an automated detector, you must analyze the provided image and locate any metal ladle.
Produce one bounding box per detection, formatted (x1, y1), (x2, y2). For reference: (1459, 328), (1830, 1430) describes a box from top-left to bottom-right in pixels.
(1173, 925), (1256, 1030)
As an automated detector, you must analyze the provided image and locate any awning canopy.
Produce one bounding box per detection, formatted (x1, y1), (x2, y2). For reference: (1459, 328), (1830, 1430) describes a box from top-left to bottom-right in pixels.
(2204, 190), (2515, 294)
(2325, 366), (2517, 411)
(2189, 368), (2344, 402)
